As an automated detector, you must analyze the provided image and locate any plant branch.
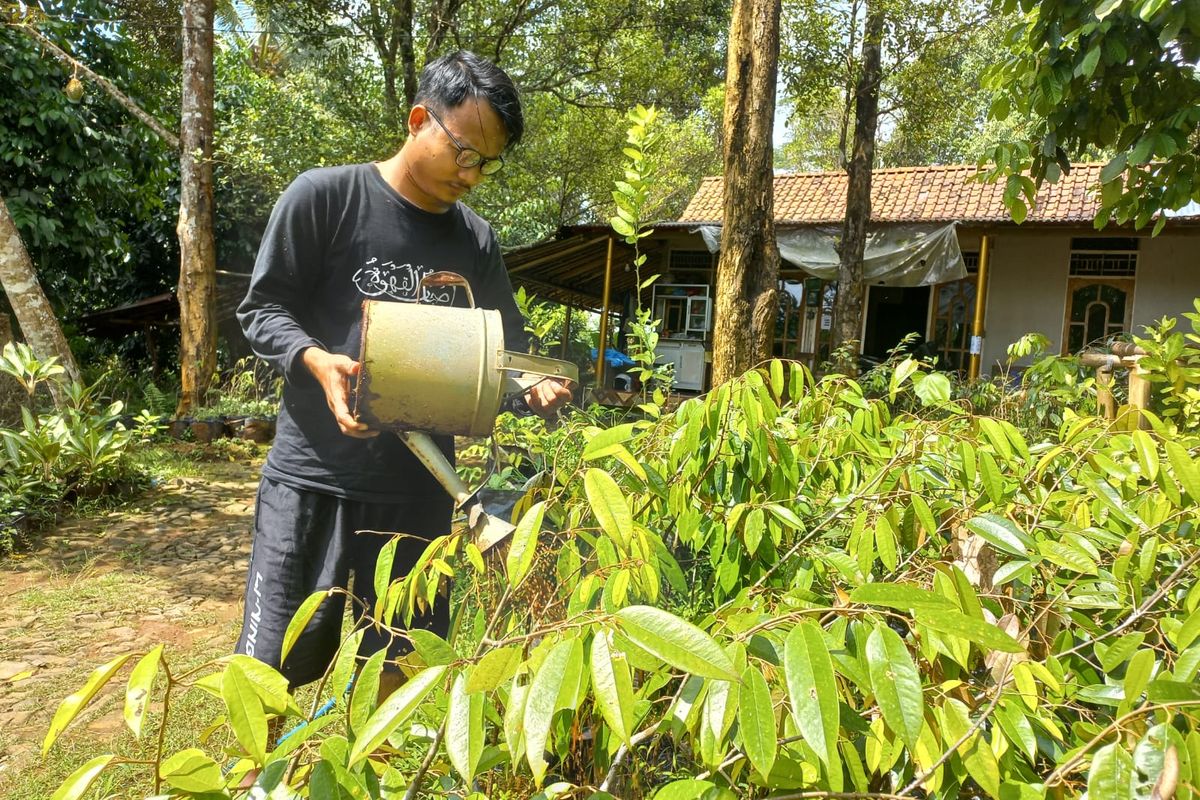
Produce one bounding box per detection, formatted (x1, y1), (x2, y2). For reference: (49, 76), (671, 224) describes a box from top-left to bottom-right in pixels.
(12, 21), (180, 149)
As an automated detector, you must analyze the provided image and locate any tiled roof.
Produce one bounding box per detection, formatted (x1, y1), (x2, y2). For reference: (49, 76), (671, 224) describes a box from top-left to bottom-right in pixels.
(679, 163), (1123, 225)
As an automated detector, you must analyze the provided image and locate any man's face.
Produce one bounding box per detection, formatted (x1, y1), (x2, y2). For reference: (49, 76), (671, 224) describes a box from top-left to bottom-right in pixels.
(401, 98), (508, 213)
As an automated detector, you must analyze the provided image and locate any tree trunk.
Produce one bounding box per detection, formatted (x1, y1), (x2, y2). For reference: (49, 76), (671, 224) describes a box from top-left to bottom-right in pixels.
(831, 2), (884, 373)
(710, 0), (781, 388)
(0, 197), (81, 391)
(177, 0), (217, 415)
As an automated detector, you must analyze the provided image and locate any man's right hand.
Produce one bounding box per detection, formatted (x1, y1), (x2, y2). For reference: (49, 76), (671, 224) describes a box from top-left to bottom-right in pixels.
(301, 347), (379, 438)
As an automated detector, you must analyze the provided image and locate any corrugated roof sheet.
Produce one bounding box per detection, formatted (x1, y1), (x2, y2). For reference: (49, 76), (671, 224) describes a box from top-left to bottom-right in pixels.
(678, 163), (1125, 225)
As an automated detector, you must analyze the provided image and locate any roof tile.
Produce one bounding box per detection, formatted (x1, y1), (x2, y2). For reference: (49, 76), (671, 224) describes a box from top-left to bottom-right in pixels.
(678, 164), (1120, 225)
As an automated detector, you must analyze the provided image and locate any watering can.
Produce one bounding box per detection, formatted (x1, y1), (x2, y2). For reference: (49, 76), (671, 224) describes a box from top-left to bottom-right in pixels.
(353, 271), (577, 551)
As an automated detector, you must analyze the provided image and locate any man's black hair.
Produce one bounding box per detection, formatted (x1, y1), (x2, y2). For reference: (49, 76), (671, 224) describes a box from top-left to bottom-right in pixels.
(415, 51), (524, 147)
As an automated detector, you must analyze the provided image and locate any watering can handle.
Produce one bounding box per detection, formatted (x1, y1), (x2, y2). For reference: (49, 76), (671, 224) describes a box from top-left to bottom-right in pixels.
(418, 271), (476, 309)
(499, 351), (580, 397)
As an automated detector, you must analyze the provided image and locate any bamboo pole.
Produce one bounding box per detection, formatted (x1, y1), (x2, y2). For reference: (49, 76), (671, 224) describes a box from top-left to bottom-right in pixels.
(968, 234), (992, 381)
(1127, 356), (1152, 430)
(594, 236), (615, 389)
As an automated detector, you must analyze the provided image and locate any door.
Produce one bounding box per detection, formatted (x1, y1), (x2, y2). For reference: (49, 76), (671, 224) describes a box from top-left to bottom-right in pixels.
(862, 285), (932, 361)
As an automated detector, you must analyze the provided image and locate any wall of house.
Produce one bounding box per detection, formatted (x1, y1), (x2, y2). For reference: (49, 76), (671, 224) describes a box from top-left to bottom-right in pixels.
(975, 230), (1071, 373)
(973, 227), (1200, 375)
(1133, 231), (1200, 331)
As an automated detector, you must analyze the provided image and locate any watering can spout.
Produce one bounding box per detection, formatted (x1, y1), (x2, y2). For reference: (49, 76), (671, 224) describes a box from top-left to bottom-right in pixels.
(396, 431), (515, 552)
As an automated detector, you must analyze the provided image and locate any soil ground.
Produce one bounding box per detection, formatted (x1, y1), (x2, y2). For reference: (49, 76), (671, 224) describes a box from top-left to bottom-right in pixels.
(0, 452), (262, 794)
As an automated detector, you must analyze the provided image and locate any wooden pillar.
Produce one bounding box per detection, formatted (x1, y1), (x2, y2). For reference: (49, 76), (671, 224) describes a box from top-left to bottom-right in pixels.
(1127, 356), (1152, 430)
(968, 234), (992, 381)
(595, 237), (615, 388)
(560, 304), (572, 360)
(1096, 362), (1116, 420)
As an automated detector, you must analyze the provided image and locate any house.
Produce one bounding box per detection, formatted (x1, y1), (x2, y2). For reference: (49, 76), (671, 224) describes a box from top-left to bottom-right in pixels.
(505, 164), (1200, 392)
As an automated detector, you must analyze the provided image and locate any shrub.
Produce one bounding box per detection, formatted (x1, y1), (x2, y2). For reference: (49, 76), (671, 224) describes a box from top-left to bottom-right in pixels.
(0, 343), (142, 553)
(43, 357), (1200, 799)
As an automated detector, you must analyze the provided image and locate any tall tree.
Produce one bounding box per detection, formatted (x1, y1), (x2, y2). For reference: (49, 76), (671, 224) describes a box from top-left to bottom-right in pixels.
(831, 2), (883, 366)
(985, 0), (1200, 230)
(0, 197), (80, 387)
(177, 0), (217, 413)
(710, 0), (781, 386)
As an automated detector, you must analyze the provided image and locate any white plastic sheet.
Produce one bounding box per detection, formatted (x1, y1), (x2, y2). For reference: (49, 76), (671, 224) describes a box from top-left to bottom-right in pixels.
(695, 222), (966, 287)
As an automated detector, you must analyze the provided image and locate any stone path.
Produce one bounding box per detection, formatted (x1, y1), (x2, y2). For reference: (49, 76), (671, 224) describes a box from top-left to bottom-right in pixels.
(0, 458), (261, 782)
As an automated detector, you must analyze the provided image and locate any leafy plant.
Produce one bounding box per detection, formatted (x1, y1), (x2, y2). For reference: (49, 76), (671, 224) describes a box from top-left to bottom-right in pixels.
(45, 356), (1200, 799)
(610, 105), (673, 403)
(0, 345), (142, 551)
(1135, 302), (1200, 433)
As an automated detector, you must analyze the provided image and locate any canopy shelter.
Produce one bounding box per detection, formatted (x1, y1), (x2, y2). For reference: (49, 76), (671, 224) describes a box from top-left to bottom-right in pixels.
(502, 225), (667, 311)
(76, 271), (253, 374)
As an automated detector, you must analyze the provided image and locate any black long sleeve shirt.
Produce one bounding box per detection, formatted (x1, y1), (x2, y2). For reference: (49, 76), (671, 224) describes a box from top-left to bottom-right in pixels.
(237, 163), (527, 502)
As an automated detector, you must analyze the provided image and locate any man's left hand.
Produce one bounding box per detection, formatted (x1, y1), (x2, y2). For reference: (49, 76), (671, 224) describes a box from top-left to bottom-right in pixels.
(525, 378), (573, 417)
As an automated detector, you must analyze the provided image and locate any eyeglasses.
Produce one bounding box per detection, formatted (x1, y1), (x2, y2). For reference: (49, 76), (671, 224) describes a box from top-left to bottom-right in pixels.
(423, 107), (505, 176)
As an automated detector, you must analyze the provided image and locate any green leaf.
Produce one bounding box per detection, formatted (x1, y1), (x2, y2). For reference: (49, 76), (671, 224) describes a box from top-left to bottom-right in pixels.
(850, 583), (954, 611)
(447, 671), (485, 782)
(941, 699), (1000, 798)
(44, 654), (133, 755)
(409, 629), (457, 667)
(1165, 441), (1200, 501)
(1088, 742), (1137, 799)
(979, 450), (1005, 505)
(866, 624), (924, 751)
(525, 638), (577, 785)
(737, 666), (777, 777)
(1122, 649), (1155, 705)
(467, 646), (523, 694)
(49, 755), (114, 800)
(652, 779), (716, 800)
(160, 748), (225, 792)
(614, 606), (738, 681)
(223, 660), (268, 764)
(583, 423), (638, 460)
(1146, 680), (1200, 703)
(591, 631), (635, 745)
(348, 665), (446, 766)
(1131, 430), (1159, 481)
(350, 650), (386, 734)
(914, 372), (951, 406)
(585, 469), (633, 551)
(875, 516), (898, 571)
(964, 514), (1033, 557)
(123, 645), (162, 739)
(507, 501), (547, 586)
(610, 216), (635, 237)
(1080, 45), (1102, 78)
(913, 608), (1025, 653)
(281, 590), (330, 666)
(783, 623), (839, 766)
(1094, 0), (1123, 18)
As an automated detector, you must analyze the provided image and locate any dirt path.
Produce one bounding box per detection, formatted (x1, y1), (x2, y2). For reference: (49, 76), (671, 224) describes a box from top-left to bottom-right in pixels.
(0, 457), (262, 783)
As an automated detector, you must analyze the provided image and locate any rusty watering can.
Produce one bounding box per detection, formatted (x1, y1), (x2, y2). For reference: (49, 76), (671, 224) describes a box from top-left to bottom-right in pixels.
(354, 272), (577, 551)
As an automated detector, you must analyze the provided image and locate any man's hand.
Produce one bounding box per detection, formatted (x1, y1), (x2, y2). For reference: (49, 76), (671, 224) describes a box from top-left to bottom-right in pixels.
(524, 377), (574, 417)
(302, 347), (379, 438)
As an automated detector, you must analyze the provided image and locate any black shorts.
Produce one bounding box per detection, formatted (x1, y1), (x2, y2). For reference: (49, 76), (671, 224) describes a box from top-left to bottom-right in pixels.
(235, 476), (453, 687)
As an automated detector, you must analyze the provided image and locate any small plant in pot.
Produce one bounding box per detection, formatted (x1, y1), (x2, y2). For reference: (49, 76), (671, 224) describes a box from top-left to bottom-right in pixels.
(188, 406), (227, 444)
(205, 395), (277, 442)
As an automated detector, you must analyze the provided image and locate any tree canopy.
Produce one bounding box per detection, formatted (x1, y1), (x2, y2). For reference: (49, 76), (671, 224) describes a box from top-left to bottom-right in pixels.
(985, 0), (1200, 229)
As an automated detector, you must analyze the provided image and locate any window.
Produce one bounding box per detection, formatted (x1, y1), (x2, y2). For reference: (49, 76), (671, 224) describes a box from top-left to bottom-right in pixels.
(668, 249), (715, 272)
(1069, 237), (1138, 277)
(1063, 279), (1133, 353)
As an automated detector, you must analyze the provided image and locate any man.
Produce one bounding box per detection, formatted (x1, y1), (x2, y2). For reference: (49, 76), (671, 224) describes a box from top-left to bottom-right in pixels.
(235, 51), (571, 691)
